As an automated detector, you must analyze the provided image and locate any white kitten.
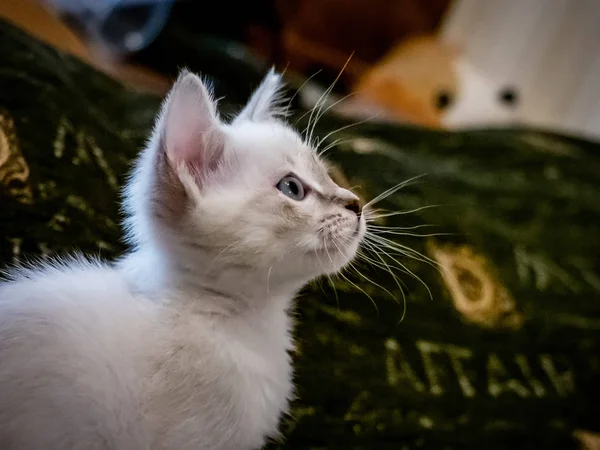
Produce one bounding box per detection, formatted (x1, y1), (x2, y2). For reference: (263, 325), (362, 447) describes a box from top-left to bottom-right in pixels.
(0, 70), (365, 450)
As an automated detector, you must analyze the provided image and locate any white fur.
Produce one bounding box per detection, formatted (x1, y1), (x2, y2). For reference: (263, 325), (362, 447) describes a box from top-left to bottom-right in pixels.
(0, 70), (365, 449)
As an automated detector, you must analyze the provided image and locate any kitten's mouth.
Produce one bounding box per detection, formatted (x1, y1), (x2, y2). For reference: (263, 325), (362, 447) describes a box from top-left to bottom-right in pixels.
(316, 216), (364, 263)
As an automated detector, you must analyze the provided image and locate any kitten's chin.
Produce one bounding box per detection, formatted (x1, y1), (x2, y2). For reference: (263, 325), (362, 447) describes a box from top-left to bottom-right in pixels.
(313, 224), (365, 276)
(315, 249), (358, 276)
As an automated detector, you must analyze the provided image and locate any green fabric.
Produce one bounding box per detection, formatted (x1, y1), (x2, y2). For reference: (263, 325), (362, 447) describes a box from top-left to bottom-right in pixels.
(1, 20), (599, 449)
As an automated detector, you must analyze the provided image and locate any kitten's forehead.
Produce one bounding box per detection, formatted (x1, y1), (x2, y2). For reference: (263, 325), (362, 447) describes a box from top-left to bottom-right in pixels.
(227, 120), (334, 187)
(294, 149), (334, 188)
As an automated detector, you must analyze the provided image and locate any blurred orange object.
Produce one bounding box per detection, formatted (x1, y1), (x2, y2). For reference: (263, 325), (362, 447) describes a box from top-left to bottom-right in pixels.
(352, 36), (458, 127)
(304, 34), (520, 130)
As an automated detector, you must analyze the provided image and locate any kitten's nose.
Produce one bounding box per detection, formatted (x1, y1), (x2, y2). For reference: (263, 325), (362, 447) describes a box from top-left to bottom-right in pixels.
(344, 198), (361, 216)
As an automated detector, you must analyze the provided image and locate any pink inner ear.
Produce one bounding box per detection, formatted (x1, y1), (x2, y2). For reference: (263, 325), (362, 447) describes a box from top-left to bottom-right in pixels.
(163, 73), (223, 175)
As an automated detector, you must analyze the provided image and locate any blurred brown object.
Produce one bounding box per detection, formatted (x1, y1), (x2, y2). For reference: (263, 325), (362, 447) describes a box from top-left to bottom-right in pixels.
(268, 0), (451, 87)
(0, 0), (170, 95)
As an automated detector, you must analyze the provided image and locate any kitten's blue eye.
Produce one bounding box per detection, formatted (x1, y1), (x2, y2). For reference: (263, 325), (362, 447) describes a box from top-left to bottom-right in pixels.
(277, 176), (305, 201)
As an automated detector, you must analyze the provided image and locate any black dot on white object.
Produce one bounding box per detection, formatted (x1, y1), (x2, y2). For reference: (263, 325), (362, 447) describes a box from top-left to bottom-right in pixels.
(435, 90), (454, 110)
(499, 87), (519, 107)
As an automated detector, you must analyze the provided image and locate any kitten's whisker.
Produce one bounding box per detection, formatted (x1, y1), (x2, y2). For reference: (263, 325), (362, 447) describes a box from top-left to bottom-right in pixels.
(304, 73), (338, 145)
(315, 114), (380, 147)
(203, 240), (241, 275)
(364, 204), (441, 220)
(368, 229), (454, 238)
(368, 224), (437, 231)
(322, 238), (336, 268)
(368, 240), (433, 302)
(365, 233), (441, 272)
(321, 239), (343, 309)
(327, 272), (341, 310)
(266, 266), (273, 302)
(315, 92), (356, 129)
(364, 234), (436, 271)
(356, 247), (409, 284)
(318, 138), (344, 157)
(307, 53), (354, 146)
(288, 70), (323, 120)
(337, 269), (380, 314)
(359, 241), (413, 282)
(355, 249), (389, 271)
(360, 241), (407, 321)
(312, 245), (340, 308)
(363, 235), (434, 300)
(362, 174), (427, 209)
(318, 138), (343, 156)
(324, 234), (380, 313)
(279, 62), (290, 78)
(313, 92), (358, 148)
(302, 102), (321, 148)
(346, 258), (396, 304)
(330, 235), (395, 312)
(318, 138), (354, 157)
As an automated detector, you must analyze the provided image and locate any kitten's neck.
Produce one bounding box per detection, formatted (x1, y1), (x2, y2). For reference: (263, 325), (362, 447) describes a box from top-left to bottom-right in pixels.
(119, 245), (302, 316)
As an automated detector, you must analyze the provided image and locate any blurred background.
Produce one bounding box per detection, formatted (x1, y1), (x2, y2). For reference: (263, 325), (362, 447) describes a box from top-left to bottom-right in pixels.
(3, 0), (600, 140)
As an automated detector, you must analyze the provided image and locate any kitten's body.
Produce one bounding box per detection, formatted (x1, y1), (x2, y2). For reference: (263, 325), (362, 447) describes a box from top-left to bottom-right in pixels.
(0, 71), (364, 449)
(0, 257), (292, 450)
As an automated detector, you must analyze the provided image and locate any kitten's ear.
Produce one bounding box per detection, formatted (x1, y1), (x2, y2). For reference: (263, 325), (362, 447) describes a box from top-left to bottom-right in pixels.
(236, 68), (286, 122)
(161, 70), (224, 173)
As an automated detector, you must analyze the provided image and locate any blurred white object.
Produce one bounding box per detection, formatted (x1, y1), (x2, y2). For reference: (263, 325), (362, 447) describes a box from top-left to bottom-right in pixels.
(43, 0), (174, 57)
(441, 0), (600, 140)
(443, 57), (520, 128)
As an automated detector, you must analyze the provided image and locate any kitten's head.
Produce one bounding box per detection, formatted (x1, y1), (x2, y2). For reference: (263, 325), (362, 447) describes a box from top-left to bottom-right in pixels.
(126, 69), (365, 283)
